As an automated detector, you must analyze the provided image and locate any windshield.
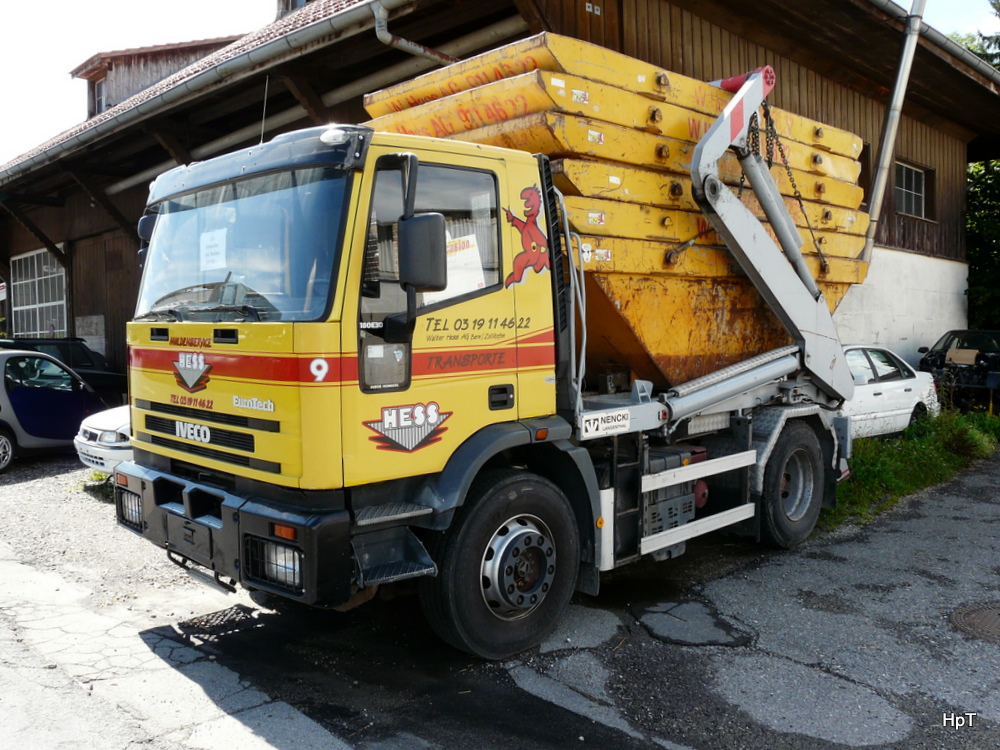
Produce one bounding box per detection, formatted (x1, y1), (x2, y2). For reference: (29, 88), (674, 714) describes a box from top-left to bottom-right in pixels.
(934, 330), (1000, 353)
(135, 168), (348, 322)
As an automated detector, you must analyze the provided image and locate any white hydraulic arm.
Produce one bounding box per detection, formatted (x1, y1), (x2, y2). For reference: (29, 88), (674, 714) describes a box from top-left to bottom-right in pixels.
(689, 66), (854, 403)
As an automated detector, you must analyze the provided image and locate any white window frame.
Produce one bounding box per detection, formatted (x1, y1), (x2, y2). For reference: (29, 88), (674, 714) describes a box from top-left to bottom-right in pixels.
(94, 78), (107, 115)
(10, 248), (67, 339)
(894, 162), (926, 219)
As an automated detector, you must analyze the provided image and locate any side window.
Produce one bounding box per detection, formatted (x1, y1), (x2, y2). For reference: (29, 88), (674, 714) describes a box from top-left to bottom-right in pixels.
(358, 163), (501, 392)
(894, 161), (934, 220)
(846, 349), (876, 385)
(867, 349), (903, 382)
(5, 356), (74, 391)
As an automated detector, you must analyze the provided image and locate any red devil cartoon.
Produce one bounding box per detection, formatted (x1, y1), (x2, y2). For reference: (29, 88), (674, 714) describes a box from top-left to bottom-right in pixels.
(504, 185), (549, 287)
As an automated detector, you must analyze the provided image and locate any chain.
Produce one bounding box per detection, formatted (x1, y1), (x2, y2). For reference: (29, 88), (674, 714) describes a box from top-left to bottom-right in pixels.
(762, 102), (829, 274)
(739, 112), (761, 200)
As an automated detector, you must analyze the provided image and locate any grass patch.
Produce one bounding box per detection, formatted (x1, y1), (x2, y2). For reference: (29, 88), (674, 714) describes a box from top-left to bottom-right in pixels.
(820, 410), (1000, 530)
(82, 470), (115, 503)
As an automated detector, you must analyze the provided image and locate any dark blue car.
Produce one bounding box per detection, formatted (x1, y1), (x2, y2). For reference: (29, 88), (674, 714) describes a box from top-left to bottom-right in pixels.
(0, 349), (108, 472)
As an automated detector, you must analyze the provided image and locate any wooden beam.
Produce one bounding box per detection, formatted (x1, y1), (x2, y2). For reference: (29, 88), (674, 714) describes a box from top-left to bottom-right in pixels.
(0, 202), (68, 267)
(65, 170), (137, 241)
(149, 129), (193, 165)
(0, 191), (64, 208)
(280, 74), (333, 125)
(513, 0), (551, 33)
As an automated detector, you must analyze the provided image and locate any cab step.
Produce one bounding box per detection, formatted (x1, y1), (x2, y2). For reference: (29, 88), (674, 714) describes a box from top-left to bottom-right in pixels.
(352, 527), (437, 587)
(354, 501), (433, 527)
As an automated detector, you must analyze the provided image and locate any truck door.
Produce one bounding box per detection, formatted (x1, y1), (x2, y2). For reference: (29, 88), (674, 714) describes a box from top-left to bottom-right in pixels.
(341, 155), (519, 485)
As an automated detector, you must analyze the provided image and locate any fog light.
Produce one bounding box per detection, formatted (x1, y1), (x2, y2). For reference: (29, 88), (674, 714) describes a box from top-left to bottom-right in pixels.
(264, 542), (301, 589)
(116, 488), (143, 532)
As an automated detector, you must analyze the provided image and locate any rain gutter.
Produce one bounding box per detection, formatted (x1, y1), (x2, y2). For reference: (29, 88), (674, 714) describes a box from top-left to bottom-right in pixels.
(104, 16), (527, 196)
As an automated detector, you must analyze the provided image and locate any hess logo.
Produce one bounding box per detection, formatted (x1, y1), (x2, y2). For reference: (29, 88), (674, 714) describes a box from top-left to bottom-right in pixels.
(175, 421), (211, 443)
(173, 351), (212, 393)
(364, 401), (452, 452)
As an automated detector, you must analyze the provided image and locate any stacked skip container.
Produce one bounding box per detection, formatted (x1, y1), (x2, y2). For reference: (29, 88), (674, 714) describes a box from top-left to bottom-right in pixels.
(116, 34), (868, 658)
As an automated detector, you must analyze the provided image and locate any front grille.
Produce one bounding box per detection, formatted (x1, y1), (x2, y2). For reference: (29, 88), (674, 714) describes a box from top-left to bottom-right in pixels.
(143, 433), (280, 473)
(145, 415), (255, 452)
(116, 488), (143, 532)
(137, 399), (279, 432)
(243, 535), (304, 594)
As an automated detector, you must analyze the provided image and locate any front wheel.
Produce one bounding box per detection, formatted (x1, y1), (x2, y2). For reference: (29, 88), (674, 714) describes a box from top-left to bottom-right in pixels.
(759, 421), (824, 548)
(419, 470), (580, 659)
(0, 427), (17, 473)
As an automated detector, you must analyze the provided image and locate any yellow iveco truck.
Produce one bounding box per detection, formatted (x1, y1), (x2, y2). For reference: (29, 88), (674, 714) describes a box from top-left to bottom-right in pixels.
(116, 44), (858, 659)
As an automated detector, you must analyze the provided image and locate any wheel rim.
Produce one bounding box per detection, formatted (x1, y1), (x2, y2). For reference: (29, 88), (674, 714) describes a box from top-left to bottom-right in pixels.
(779, 449), (815, 522)
(0, 435), (12, 470)
(481, 514), (557, 620)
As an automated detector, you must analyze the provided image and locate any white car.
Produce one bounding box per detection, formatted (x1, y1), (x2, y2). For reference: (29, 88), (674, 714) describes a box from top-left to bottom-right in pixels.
(840, 345), (940, 439)
(74, 405), (132, 473)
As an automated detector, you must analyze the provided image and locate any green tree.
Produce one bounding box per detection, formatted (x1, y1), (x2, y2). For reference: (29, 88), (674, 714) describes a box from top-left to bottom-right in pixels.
(974, 0), (1000, 64)
(953, 8), (1000, 328)
(966, 161), (1000, 328)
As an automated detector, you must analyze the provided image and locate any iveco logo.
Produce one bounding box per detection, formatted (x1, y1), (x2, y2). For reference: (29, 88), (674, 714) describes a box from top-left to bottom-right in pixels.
(175, 421), (211, 443)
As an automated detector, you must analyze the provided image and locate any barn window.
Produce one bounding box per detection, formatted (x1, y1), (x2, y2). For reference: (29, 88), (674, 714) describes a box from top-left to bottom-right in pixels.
(10, 248), (67, 339)
(894, 162), (933, 219)
(93, 78), (107, 115)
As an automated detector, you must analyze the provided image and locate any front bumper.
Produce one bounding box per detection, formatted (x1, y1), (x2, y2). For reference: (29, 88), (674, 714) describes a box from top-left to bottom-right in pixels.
(74, 437), (131, 473)
(114, 461), (352, 606)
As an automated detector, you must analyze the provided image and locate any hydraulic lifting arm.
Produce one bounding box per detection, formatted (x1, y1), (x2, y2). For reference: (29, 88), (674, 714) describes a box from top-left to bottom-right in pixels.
(689, 66), (854, 403)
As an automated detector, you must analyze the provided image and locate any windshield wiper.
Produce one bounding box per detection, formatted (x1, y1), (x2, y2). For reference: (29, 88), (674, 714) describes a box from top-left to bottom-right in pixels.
(134, 308), (185, 322)
(198, 304), (262, 321)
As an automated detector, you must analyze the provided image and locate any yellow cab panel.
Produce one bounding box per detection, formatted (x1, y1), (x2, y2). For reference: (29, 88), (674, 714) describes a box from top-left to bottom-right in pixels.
(340, 133), (557, 487)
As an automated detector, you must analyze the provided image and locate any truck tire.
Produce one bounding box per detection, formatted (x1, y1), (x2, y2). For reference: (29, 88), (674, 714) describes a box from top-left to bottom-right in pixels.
(419, 469), (579, 659)
(0, 427), (17, 473)
(760, 421), (823, 548)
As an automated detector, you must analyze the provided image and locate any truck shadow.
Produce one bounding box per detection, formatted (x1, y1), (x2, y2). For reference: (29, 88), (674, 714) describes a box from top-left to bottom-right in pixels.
(137, 593), (668, 749)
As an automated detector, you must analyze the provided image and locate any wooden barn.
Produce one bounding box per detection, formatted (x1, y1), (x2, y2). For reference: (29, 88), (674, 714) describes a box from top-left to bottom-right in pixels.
(1, 0), (999, 371)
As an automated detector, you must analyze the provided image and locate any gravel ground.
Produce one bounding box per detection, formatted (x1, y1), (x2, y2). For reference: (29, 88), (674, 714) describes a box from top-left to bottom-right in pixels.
(0, 454), (242, 626)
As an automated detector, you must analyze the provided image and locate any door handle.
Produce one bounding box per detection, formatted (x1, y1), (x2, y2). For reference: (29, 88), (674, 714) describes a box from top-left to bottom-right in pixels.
(873, 392), (882, 396)
(489, 384), (514, 410)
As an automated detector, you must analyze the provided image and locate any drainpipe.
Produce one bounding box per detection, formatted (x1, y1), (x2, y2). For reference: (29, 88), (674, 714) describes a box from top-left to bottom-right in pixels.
(862, 0), (926, 263)
(372, 0), (459, 65)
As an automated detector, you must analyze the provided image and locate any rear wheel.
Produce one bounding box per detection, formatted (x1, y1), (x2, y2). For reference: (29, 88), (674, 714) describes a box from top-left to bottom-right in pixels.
(420, 469), (579, 659)
(909, 402), (929, 427)
(0, 428), (17, 473)
(760, 422), (824, 548)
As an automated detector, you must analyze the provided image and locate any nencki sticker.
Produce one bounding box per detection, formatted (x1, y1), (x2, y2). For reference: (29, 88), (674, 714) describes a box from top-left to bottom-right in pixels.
(364, 402), (452, 452)
(581, 409), (631, 439)
(174, 351), (212, 393)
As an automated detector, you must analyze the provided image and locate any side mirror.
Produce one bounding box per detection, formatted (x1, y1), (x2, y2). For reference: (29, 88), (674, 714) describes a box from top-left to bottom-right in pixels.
(383, 213), (448, 343)
(917, 346), (928, 354)
(853, 373), (869, 386)
(137, 214), (157, 241)
(398, 213), (447, 292)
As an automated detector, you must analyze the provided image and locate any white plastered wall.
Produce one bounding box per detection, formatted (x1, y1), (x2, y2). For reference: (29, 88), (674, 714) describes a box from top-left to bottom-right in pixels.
(832, 246), (968, 366)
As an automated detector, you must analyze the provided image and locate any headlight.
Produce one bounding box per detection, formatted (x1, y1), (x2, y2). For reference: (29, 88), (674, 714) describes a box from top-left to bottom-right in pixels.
(98, 430), (129, 445)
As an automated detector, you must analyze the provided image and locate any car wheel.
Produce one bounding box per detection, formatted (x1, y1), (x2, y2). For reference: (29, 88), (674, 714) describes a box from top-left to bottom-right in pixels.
(0, 427), (17, 473)
(420, 469), (579, 659)
(909, 403), (929, 427)
(760, 422), (824, 549)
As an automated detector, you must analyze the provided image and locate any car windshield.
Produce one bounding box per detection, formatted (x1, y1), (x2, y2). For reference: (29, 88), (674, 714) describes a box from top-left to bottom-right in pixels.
(135, 168), (348, 322)
(935, 331), (1000, 352)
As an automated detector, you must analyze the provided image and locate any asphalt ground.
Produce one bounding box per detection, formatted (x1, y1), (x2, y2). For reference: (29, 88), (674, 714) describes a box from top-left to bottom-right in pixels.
(1, 451), (998, 749)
